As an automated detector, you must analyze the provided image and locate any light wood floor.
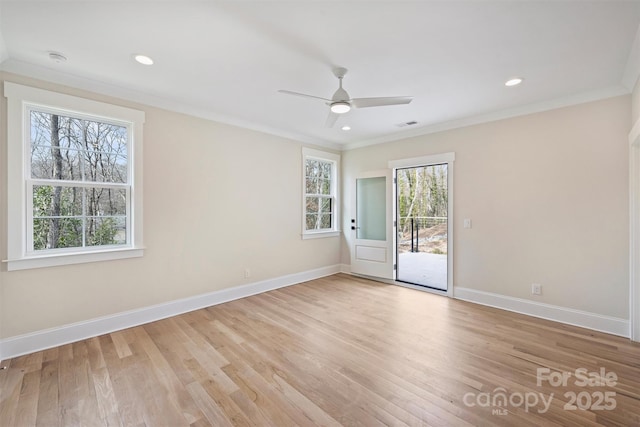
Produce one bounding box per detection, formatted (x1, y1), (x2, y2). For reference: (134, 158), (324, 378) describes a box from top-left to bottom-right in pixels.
(1, 274), (639, 426)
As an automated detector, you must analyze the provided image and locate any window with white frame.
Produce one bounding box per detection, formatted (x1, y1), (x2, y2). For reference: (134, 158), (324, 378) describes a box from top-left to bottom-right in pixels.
(4, 82), (144, 270)
(302, 148), (340, 238)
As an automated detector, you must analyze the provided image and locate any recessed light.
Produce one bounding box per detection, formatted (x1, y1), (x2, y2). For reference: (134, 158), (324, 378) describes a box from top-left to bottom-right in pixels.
(505, 77), (523, 87)
(341, 125), (351, 131)
(48, 52), (67, 63)
(134, 54), (154, 65)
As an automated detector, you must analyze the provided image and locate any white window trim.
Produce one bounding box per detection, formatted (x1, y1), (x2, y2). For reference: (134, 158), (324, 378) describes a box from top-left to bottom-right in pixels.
(302, 147), (341, 239)
(3, 82), (145, 271)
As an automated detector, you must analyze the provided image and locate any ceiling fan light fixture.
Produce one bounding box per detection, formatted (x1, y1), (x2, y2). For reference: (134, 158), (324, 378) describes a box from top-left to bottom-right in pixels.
(330, 102), (351, 114)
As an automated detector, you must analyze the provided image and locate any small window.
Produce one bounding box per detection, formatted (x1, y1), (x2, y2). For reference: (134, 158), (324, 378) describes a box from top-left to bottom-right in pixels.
(4, 82), (145, 270)
(302, 148), (340, 238)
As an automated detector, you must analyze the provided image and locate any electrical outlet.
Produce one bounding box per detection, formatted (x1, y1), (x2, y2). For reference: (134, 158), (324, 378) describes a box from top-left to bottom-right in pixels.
(244, 268), (251, 279)
(531, 283), (542, 295)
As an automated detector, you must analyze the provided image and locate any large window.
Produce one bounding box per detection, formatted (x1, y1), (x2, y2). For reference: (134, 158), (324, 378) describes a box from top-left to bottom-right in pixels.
(30, 110), (129, 250)
(4, 82), (144, 270)
(302, 148), (340, 238)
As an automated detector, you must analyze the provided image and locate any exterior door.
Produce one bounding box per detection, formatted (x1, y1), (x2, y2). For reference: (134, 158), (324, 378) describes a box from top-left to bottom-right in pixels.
(389, 152), (455, 296)
(395, 164), (448, 291)
(350, 170), (394, 279)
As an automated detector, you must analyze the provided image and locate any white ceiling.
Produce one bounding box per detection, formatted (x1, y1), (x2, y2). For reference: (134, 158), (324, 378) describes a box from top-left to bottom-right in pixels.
(1, 1), (639, 150)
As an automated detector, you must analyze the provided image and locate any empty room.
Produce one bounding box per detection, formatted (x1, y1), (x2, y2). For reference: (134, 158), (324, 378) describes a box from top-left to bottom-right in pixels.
(1, 1), (640, 426)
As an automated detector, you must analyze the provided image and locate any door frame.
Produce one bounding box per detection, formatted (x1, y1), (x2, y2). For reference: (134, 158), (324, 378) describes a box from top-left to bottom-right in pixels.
(389, 153), (455, 297)
(629, 119), (640, 341)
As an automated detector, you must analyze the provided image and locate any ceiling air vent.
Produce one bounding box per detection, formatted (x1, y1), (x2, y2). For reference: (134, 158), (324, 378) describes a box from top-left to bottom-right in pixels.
(397, 120), (418, 128)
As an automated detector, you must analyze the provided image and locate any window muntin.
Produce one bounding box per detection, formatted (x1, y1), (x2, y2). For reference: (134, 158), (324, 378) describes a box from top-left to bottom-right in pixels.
(27, 109), (131, 252)
(302, 148), (340, 237)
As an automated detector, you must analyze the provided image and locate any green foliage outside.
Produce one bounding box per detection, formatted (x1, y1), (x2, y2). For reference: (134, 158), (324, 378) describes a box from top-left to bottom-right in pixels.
(31, 111), (126, 250)
(397, 165), (448, 254)
(89, 218), (119, 246)
(33, 185), (84, 249)
(397, 165), (448, 224)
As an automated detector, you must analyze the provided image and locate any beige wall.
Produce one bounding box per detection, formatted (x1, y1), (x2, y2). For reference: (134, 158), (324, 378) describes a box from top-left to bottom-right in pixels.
(342, 95), (630, 319)
(0, 73), (341, 338)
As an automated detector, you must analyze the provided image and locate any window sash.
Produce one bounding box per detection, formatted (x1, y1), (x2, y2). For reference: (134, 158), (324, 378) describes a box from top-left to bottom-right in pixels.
(26, 182), (132, 253)
(25, 106), (133, 253)
(304, 159), (335, 230)
(302, 148), (340, 236)
(305, 195), (334, 231)
(27, 106), (132, 185)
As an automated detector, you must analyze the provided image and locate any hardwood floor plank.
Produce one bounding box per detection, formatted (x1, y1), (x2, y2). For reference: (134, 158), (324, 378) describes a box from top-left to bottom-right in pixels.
(100, 337), (146, 426)
(185, 381), (233, 427)
(13, 369), (40, 427)
(35, 361), (59, 427)
(1, 273), (639, 426)
(57, 345), (85, 426)
(134, 326), (202, 424)
(270, 373), (342, 427)
(91, 366), (122, 427)
(0, 361), (23, 427)
(110, 331), (133, 360)
(86, 336), (107, 371)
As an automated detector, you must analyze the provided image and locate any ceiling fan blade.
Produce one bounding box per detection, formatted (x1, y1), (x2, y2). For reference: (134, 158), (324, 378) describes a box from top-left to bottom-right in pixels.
(351, 96), (413, 108)
(325, 111), (339, 128)
(278, 90), (331, 102)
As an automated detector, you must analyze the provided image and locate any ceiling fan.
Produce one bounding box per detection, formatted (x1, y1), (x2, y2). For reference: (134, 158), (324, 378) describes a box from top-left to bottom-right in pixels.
(278, 67), (413, 128)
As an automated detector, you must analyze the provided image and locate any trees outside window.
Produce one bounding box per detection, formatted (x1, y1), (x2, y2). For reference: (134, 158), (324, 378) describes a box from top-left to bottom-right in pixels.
(30, 111), (129, 250)
(302, 148), (340, 238)
(396, 164), (448, 254)
(305, 158), (334, 231)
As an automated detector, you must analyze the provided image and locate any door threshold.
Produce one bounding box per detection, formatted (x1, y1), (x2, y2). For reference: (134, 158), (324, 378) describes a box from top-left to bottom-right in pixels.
(395, 280), (448, 296)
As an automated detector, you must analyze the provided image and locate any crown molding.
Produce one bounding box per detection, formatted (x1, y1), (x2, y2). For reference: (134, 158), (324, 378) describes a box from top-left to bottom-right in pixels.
(1, 57), (633, 154)
(343, 85), (629, 151)
(0, 59), (343, 152)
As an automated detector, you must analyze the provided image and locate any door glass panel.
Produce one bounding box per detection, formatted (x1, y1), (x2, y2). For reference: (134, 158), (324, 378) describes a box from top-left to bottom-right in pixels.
(396, 164), (448, 290)
(356, 176), (386, 240)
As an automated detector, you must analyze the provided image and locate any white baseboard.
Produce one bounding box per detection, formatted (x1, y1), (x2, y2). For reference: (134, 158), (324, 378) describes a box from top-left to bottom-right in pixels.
(454, 287), (630, 338)
(0, 264), (341, 360)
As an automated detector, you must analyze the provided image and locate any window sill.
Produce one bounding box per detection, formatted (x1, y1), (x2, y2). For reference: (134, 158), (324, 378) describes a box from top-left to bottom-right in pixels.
(302, 231), (341, 240)
(4, 247), (144, 271)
